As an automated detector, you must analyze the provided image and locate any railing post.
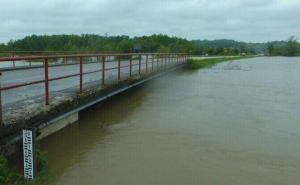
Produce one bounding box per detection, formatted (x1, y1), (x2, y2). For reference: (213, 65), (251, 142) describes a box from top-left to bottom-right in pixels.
(138, 54), (141, 75)
(129, 55), (132, 77)
(102, 56), (105, 86)
(12, 52), (15, 69)
(152, 54), (154, 72)
(156, 54), (159, 71)
(163, 55), (165, 69)
(161, 55), (163, 69)
(146, 54), (148, 73)
(118, 56), (121, 81)
(163, 55), (165, 70)
(79, 56), (83, 93)
(44, 59), (49, 105)
(0, 72), (3, 131)
(173, 54), (175, 64)
(164, 55), (167, 69)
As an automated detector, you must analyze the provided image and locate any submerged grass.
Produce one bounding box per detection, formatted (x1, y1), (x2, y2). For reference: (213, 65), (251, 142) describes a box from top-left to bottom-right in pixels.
(185, 57), (251, 70)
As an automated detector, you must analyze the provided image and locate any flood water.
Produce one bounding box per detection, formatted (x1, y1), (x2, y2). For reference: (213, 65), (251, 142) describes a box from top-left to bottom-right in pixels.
(40, 57), (300, 185)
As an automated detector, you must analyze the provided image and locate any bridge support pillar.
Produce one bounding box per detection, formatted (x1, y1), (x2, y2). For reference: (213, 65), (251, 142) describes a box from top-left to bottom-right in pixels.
(37, 112), (78, 140)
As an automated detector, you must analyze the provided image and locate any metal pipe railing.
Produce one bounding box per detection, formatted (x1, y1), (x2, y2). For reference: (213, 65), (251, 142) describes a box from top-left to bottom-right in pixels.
(0, 53), (188, 107)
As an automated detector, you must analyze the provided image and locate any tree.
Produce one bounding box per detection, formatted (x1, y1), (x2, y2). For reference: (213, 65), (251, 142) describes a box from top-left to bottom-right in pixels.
(267, 44), (274, 56)
(286, 36), (299, 56)
(157, 45), (171, 53)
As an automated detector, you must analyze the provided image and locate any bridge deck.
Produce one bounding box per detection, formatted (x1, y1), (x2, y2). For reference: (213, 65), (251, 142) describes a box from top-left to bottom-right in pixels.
(0, 53), (187, 139)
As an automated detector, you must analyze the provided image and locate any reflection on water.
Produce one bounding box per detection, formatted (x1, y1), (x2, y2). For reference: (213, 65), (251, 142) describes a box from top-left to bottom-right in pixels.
(40, 57), (300, 185)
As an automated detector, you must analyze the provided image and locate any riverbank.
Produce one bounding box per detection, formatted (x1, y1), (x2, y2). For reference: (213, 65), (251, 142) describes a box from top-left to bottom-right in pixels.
(185, 57), (252, 69)
(0, 150), (50, 185)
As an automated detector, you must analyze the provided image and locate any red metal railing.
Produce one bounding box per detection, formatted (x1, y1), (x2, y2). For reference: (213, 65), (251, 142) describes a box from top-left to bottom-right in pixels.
(0, 53), (188, 106)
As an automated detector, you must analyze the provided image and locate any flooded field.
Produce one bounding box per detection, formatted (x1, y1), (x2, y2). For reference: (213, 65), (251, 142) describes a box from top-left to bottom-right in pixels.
(40, 57), (300, 185)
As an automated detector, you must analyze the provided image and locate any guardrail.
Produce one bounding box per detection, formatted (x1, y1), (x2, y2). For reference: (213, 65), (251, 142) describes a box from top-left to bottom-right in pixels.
(0, 53), (188, 106)
(0, 51), (120, 69)
(0, 51), (118, 56)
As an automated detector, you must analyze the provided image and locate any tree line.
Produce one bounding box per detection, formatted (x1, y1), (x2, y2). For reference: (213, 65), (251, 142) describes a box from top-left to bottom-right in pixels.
(0, 34), (299, 56)
(267, 36), (300, 56)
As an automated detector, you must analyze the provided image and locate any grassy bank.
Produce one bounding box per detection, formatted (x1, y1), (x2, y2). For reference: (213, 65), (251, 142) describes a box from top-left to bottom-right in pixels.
(185, 57), (251, 70)
(0, 150), (51, 185)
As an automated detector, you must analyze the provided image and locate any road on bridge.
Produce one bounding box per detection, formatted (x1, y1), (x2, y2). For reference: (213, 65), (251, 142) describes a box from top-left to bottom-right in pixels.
(1, 57), (174, 105)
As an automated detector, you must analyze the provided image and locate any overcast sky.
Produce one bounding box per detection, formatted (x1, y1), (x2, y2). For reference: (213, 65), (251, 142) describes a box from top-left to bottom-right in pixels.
(0, 0), (299, 43)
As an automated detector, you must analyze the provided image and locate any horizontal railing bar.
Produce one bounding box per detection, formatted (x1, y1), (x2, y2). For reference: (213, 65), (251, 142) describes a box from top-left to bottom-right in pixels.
(0, 79), (45, 91)
(0, 51), (118, 54)
(0, 60), (166, 91)
(49, 73), (80, 82)
(0, 53), (187, 62)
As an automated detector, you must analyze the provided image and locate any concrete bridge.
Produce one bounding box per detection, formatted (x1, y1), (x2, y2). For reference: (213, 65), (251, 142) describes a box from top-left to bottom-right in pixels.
(0, 52), (188, 154)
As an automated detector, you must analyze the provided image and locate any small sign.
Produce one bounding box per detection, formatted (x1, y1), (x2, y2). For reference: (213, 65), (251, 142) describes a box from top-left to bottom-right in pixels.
(23, 129), (35, 180)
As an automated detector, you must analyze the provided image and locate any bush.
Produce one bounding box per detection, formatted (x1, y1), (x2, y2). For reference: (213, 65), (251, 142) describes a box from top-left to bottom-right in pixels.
(0, 155), (20, 185)
(0, 150), (50, 185)
(185, 57), (248, 70)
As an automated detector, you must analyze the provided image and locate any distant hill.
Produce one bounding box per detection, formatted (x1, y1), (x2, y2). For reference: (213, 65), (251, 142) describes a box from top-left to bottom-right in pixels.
(193, 39), (243, 48)
(193, 39), (267, 54)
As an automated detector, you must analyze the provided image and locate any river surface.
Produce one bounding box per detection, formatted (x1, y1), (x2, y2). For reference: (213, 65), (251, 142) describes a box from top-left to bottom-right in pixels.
(40, 57), (300, 185)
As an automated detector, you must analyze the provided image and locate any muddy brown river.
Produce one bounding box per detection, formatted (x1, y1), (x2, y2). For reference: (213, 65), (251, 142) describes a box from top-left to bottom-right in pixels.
(40, 57), (300, 185)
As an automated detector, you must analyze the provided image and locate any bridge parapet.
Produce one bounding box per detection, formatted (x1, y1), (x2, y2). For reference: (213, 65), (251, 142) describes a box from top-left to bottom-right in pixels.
(0, 53), (188, 141)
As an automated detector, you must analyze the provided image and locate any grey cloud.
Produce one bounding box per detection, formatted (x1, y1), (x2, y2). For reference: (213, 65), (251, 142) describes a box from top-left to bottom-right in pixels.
(0, 0), (299, 43)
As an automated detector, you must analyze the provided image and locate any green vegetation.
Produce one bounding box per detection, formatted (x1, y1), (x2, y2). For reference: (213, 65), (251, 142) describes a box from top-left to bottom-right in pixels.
(0, 34), (266, 56)
(0, 151), (51, 185)
(0, 34), (299, 56)
(0, 155), (19, 185)
(186, 57), (249, 70)
(267, 36), (300, 56)
(0, 34), (201, 54)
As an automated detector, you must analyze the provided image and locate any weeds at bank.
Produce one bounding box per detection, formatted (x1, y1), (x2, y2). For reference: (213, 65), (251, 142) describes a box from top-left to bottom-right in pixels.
(0, 150), (51, 185)
(185, 57), (251, 70)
